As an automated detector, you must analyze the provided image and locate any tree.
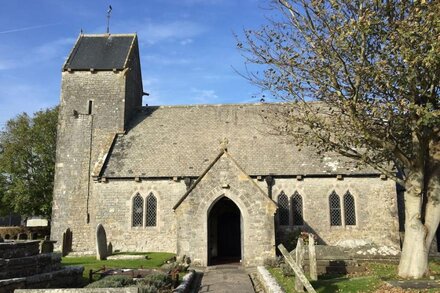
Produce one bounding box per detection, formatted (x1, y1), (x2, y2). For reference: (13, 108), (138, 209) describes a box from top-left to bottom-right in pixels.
(0, 106), (58, 220)
(239, 0), (439, 278)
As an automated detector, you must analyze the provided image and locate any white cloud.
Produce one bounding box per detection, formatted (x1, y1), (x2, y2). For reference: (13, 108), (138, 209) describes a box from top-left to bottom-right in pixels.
(116, 19), (207, 45)
(142, 77), (160, 87)
(142, 54), (192, 66)
(161, 0), (224, 5)
(0, 23), (62, 35)
(180, 38), (193, 46)
(191, 88), (218, 103)
(0, 59), (15, 70)
(0, 81), (57, 124)
(34, 38), (76, 61)
(0, 37), (75, 71)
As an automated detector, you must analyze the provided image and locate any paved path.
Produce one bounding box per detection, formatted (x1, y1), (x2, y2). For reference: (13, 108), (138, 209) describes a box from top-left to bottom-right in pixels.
(197, 265), (255, 293)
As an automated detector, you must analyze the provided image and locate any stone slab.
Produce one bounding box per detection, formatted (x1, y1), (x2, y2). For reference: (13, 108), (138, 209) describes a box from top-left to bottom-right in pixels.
(279, 244), (316, 293)
(15, 289), (138, 293)
(385, 280), (440, 289)
(0, 241), (40, 258)
(0, 266), (84, 293)
(95, 224), (107, 260)
(107, 255), (146, 260)
(199, 266), (255, 293)
(256, 266), (284, 293)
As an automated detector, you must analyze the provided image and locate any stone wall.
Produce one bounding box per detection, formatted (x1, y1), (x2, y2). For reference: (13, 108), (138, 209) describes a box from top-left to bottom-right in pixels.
(57, 161), (400, 263)
(89, 179), (185, 253)
(175, 152), (277, 267)
(260, 176), (400, 248)
(0, 241), (83, 292)
(0, 227), (49, 240)
(52, 61), (142, 253)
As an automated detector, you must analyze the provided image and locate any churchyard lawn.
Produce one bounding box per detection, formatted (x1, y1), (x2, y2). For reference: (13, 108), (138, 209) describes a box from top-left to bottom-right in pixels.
(62, 252), (175, 284)
(269, 260), (440, 292)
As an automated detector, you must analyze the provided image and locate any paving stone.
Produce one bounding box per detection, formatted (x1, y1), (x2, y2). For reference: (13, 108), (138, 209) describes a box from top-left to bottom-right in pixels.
(198, 266), (255, 293)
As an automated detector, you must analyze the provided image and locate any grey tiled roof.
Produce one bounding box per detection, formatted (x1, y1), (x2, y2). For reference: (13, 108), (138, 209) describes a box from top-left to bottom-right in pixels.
(101, 103), (378, 178)
(63, 34), (136, 70)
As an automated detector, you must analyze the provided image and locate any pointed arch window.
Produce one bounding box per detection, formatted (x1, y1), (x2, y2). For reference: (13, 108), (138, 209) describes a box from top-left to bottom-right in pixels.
(344, 191), (356, 225)
(329, 192), (342, 226)
(278, 192), (289, 226)
(146, 193), (157, 227)
(132, 194), (143, 227)
(292, 192), (304, 226)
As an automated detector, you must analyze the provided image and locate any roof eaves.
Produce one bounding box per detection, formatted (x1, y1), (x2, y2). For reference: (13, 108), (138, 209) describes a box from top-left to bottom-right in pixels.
(62, 33), (83, 71)
(123, 34), (137, 69)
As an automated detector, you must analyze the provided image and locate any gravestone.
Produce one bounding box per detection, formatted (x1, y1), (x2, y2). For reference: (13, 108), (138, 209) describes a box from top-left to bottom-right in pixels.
(40, 236), (56, 254)
(107, 241), (113, 256)
(62, 228), (73, 256)
(96, 223), (108, 260)
(278, 244), (316, 293)
(295, 238), (305, 292)
(309, 234), (318, 281)
(18, 233), (28, 240)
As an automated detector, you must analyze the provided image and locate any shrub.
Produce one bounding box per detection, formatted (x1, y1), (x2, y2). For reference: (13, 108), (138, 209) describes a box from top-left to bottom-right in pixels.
(138, 285), (158, 293)
(86, 275), (135, 288)
(264, 256), (283, 268)
(276, 229), (301, 252)
(280, 263), (294, 277)
(136, 272), (173, 291)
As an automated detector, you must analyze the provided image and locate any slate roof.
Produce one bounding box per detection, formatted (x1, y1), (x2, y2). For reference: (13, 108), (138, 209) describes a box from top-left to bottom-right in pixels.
(63, 34), (136, 71)
(101, 103), (379, 178)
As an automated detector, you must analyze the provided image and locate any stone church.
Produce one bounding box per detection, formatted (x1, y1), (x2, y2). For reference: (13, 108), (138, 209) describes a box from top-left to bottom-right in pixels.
(51, 34), (400, 266)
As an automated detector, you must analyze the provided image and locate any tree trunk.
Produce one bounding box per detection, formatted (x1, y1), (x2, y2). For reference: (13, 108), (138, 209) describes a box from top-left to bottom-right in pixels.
(398, 170), (440, 278)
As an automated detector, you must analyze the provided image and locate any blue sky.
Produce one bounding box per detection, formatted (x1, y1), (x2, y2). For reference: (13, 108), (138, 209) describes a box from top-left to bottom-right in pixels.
(0, 0), (273, 128)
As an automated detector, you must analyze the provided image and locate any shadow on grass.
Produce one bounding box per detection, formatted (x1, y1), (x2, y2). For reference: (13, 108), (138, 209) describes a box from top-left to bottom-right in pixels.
(311, 277), (349, 293)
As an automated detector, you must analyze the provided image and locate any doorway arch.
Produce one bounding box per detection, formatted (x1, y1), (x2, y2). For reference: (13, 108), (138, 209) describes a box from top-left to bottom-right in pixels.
(208, 197), (242, 265)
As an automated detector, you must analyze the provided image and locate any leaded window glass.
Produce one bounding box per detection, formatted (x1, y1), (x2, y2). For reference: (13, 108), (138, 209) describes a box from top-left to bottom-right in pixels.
(132, 194), (143, 227)
(344, 192), (356, 225)
(146, 193), (157, 227)
(292, 192), (304, 226)
(329, 192), (342, 226)
(278, 192), (289, 226)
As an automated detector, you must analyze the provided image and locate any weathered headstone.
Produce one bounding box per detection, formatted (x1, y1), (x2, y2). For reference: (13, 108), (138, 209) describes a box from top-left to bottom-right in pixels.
(96, 223), (108, 260)
(309, 234), (318, 281)
(278, 244), (316, 293)
(295, 238), (305, 292)
(40, 236), (56, 254)
(62, 228), (73, 256)
(107, 241), (113, 256)
(18, 233), (28, 240)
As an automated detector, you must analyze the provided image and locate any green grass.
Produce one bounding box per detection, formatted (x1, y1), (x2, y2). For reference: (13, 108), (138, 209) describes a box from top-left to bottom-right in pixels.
(62, 252), (175, 285)
(268, 260), (440, 293)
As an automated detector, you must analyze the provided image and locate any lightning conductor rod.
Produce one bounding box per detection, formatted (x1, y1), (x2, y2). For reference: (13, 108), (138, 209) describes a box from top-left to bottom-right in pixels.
(106, 5), (112, 34)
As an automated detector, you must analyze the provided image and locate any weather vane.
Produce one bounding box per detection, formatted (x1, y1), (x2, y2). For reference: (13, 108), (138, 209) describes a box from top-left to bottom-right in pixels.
(106, 5), (112, 34)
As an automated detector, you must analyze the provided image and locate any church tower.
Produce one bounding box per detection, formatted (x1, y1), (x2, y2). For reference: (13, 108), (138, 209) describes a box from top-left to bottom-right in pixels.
(51, 34), (143, 252)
